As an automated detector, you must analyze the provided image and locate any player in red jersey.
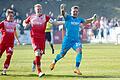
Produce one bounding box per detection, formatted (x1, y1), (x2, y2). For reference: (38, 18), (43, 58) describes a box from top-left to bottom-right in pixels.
(23, 4), (63, 77)
(0, 9), (20, 75)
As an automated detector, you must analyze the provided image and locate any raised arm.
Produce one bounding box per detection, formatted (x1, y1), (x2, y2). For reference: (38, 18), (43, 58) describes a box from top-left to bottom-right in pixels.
(83, 14), (97, 25)
(49, 4), (66, 26)
(60, 4), (66, 18)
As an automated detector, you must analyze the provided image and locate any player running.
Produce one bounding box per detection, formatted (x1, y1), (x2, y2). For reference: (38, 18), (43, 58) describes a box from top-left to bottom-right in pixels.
(50, 4), (96, 75)
(0, 9), (20, 75)
(23, 4), (64, 77)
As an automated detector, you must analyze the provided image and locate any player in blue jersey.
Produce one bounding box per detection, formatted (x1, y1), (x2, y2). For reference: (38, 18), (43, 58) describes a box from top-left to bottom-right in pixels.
(50, 4), (96, 75)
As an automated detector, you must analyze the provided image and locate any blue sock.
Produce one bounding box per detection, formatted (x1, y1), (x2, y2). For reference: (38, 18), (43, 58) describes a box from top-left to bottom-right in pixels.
(54, 53), (63, 63)
(76, 52), (82, 68)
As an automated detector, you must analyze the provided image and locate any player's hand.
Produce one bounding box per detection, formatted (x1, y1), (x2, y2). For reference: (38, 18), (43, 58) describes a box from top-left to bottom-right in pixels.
(92, 14), (97, 21)
(60, 4), (66, 10)
(17, 40), (20, 46)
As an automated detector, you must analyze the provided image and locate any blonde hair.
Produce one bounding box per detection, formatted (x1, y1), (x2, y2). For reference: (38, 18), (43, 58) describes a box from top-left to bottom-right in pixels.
(34, 4), (42, 7)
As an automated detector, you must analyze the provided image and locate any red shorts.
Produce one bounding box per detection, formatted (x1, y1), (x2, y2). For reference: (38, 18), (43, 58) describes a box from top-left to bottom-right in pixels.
(31, 37), (45, 54)
(0, 41), (14, 55)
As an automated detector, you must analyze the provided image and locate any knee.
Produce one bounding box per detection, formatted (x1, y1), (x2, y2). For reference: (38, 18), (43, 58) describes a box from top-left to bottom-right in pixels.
(7, 51), (13, 56)
(35, 49), (41, 56)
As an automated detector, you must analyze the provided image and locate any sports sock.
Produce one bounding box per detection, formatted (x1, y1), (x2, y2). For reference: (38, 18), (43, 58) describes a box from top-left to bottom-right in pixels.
(54, 53), (63, 63)
(35, 56), (41, 74)
(76, 52), (82, 68)
(4, 55), (12, 69)
(50, 43), (54, 50)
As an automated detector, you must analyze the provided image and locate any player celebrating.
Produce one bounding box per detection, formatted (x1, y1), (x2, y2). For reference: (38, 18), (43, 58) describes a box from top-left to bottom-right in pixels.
(23, 4), (63, 77)
(50, 4), (96, 75)
(0, 9), (20, 75)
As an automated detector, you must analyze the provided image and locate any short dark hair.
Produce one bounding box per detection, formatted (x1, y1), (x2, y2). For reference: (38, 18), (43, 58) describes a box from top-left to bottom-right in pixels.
(71, 6), (79, 10)
(6, 9), (14, 16)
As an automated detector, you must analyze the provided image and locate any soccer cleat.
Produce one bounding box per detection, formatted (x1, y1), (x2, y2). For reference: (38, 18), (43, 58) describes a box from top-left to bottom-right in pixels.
(32, 62), (36, 72)
(38, 72), (45, 77)
(50, 63), (55, 70)
(74, 68), (82, 75)
(1, 69), (7, 75)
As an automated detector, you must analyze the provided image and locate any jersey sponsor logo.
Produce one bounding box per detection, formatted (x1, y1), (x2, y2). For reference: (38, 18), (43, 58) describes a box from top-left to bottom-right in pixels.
(4, 21), (16, 33)
(30, 15), (46, 26)
(71, 22), (79, 26)
(6, 29), (14, 32)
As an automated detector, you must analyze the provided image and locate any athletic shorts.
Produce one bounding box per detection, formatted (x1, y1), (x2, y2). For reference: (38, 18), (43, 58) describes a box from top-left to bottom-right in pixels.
(60, 38), (82, 54)
(45, 32), (51, 42)
(0, 41), (14, 55)
(31, 37), (45, 54)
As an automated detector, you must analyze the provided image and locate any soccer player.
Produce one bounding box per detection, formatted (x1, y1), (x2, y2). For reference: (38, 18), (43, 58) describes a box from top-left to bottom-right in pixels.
(0, 9), (20, 75)
(45, 21), (54, 54)
(50, 4), (96, 75)
(23, 4), (63, 77)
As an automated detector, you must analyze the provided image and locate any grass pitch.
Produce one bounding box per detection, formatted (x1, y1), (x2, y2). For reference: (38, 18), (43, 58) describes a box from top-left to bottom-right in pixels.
(0, 44), (120, 80)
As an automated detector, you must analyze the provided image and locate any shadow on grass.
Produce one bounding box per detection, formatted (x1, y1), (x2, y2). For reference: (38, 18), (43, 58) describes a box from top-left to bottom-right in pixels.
(0, 70), (15, 72)
(1, 73), (120, 78)
(45, 74), (120, 78)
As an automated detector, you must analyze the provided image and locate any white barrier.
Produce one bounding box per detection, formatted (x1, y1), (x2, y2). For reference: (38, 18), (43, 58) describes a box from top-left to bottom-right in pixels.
(2, 27), (120, 45)
(90, 27), (120, 44)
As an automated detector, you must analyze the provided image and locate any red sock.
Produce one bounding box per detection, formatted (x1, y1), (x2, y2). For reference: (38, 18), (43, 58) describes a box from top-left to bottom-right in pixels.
(4, 55), (12, 69)
(35, 56), (42, 74)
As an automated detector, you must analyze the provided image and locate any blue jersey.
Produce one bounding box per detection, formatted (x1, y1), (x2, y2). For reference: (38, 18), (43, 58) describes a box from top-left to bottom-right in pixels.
(64, 15), (85, 41)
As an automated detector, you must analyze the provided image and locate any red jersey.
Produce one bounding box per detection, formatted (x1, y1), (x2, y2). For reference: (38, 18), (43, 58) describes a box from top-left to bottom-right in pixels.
(0, 20), (16, 44)
(25, 14), (50, 38)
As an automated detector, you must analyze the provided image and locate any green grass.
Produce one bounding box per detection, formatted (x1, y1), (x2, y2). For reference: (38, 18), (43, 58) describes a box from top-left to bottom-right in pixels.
(0, 44), (120, 80)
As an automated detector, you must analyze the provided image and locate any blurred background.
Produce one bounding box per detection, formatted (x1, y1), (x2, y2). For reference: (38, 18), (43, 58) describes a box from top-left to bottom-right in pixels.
(0, 0), (120, 45)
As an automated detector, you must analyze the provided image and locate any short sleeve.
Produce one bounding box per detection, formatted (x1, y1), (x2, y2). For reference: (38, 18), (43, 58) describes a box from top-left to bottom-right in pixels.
(46, 15), (50, 22)
(0, 21), (4, 29)
(64, 14), (71, 21)
(80, 18), (85, 23)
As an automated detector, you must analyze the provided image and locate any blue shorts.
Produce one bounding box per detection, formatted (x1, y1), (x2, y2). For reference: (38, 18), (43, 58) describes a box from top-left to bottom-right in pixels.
(60, 38), (82, 55)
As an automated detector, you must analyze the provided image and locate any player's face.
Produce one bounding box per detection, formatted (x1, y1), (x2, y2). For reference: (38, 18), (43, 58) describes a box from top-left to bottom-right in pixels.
(71, 8), (79, 18)
(7, 13), (14, 21)
(34, 6), (42, 14)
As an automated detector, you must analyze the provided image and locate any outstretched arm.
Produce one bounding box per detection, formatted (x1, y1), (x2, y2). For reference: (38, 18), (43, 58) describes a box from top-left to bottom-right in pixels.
(83, 14), (97, 25)
(49, 17), (65, 26)
(23, 20), (30, 29)
(23, 16), (31, 29)
(51, 21), (65, 26)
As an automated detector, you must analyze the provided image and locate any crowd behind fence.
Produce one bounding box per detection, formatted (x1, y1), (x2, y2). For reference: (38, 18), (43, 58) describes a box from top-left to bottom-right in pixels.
(1, 4), (120, 45)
